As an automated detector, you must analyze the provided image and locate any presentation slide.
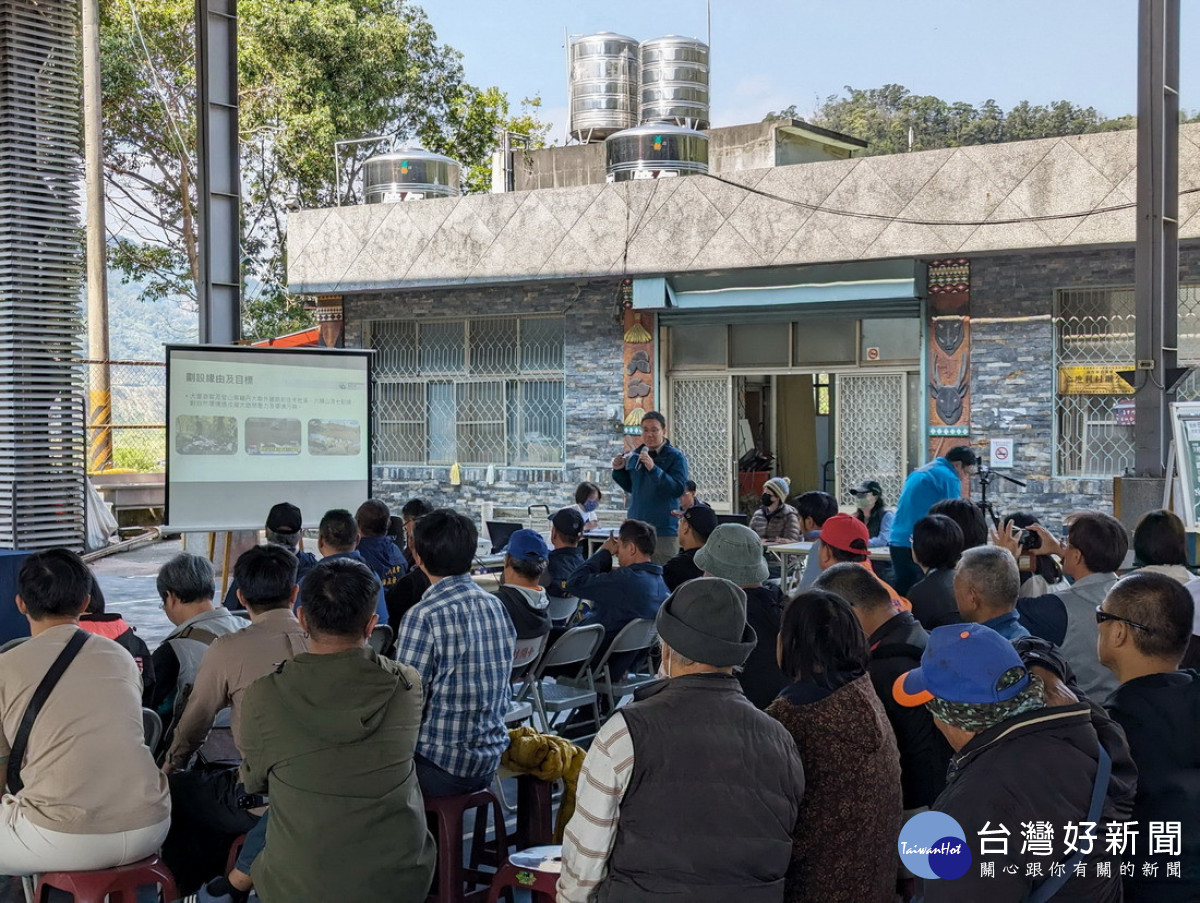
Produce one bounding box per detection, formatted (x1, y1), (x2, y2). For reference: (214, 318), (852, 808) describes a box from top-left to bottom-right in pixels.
(165, 345), (372, 530)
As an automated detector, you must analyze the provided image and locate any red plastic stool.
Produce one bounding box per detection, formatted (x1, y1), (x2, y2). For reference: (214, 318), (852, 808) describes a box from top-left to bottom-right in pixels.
(486, 862), (558, 903)
(34, 854), (178, 902)
(425, 788), (508, 903)
(225, 833), (248, 876)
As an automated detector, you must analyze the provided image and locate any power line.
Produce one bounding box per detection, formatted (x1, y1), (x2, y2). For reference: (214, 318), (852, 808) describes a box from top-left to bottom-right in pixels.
(701, 172), (1200, 228)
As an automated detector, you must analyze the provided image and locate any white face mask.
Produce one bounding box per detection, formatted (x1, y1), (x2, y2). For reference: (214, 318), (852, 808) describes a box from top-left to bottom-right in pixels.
(855, 493), (876, 511)
(656, 648), (672, 680)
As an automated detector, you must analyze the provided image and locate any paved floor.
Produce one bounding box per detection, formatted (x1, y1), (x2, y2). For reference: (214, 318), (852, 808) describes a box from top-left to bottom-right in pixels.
(91, 537), (203, 648)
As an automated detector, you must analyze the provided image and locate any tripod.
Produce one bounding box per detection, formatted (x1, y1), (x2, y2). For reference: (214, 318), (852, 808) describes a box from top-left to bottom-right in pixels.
(975, 466), (1027, 528)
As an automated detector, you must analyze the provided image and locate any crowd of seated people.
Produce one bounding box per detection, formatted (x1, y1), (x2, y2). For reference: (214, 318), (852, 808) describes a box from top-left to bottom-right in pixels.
(3, 484), (1200, 903)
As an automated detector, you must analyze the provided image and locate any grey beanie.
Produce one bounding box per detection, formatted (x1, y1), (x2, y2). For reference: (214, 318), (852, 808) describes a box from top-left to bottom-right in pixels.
(693, 523), (770, 586)
(655, 577), (758, 667)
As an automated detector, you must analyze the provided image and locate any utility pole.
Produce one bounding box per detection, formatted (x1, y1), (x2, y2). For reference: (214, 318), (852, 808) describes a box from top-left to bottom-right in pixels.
(1132, 0), (1181, 477)
(83, 0), (112, 472)
(196, 0), (241, 345)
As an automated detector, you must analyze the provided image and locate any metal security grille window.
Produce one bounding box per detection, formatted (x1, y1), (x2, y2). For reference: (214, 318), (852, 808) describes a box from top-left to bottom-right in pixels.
(1055, 285), (1200, 477)
(368, 317), (565, 466)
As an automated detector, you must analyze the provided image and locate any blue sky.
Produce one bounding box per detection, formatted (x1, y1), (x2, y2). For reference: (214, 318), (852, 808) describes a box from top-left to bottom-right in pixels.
(424, 0), (1198, 142)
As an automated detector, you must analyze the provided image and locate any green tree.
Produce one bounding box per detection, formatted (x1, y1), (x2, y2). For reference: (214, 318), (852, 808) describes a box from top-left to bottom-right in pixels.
(101, 0), (535, 340)
(805, 84), (1135, 156)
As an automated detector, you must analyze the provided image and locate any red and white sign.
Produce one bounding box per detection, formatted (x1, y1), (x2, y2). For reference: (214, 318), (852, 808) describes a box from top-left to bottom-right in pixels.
(865, 346), (881, 361)
(990, 438), (1014, 469)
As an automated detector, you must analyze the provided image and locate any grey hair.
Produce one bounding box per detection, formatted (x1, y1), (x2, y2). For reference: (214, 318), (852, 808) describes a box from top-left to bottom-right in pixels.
(265, 527), (301, 549)
(156, 552), (216, 604)
(958, 546), (1020, 611)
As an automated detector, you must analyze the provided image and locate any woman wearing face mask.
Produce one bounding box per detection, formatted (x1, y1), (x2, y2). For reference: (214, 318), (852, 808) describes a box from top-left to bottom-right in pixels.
(573, 481), (602, 529)
(849, 480), (894, 549)
(749, 476), (802, 546)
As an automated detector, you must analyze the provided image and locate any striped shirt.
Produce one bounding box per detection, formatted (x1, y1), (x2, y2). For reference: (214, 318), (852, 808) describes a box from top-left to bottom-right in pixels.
(558, 712), (635, 902)
(394, 573), (516, 779)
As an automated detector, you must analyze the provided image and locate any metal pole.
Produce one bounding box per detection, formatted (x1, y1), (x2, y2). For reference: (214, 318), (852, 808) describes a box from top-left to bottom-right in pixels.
(83, 0), (112, 472)
(1133, 0), (1180, 476)
(196, 0), (241, 345)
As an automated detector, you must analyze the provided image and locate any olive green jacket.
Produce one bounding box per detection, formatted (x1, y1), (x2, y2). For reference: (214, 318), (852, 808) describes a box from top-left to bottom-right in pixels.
(240, 646), (435, 902)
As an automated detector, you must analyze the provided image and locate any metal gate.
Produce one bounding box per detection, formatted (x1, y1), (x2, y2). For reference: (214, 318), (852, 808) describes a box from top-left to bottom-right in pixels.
(669, 376), (733, 509)
(834, 372), (908, 504)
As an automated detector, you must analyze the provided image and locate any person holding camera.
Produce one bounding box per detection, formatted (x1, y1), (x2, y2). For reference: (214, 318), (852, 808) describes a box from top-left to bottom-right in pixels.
(995, 511), (1129, 702)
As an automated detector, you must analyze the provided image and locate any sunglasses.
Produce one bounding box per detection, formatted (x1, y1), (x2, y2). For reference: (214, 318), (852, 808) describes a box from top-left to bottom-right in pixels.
(1094, 605), (1152, 633)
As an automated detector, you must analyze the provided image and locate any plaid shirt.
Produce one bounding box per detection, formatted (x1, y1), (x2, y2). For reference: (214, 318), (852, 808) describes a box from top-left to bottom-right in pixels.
(394, 573), (516, 779)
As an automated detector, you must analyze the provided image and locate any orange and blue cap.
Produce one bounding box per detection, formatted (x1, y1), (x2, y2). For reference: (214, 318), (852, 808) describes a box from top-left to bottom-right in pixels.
(893, 623), (1030, 707)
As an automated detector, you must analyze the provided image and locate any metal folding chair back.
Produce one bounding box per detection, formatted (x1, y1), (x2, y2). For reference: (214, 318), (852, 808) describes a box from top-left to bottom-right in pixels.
(141, 708), (163, 751)
(546, 594), (581, 624)
(368, 623), (393, 656)
(592, 618), (660, 710)
(512, 633), (548, 675)
(534, 624), (604, 679)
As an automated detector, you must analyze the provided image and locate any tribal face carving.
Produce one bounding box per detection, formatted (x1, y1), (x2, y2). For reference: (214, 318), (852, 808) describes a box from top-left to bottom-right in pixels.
(930, 366), (969, 425)
(934, 317), (965, 356)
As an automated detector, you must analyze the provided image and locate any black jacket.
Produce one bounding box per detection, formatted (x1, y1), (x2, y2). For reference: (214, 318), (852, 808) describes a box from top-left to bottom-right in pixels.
(865, 612), (952, 809)
(493, 585), (552, 641)
(927, 700), (1137, 903)
(546, 546), (585, 598)
(738, 584), (789, 709)
(385, 568), (430, 630)
(1105, 670), (1200, 902)
(662, 545), (703, 592)
(906, 568), (961, 630)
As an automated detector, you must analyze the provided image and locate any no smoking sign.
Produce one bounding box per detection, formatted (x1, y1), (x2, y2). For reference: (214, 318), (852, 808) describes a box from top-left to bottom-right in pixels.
(990, 438), (1014, 469)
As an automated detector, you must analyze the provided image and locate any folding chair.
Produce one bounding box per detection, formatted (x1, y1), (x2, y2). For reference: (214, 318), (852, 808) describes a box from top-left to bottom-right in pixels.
(560, 618), (659, 711)
(546, 594), (581, 625)
(505, 633), (548, 727)
(141, 708), (163, 751)
(368, 623), (393, 656)
(516, 625), (604, 734)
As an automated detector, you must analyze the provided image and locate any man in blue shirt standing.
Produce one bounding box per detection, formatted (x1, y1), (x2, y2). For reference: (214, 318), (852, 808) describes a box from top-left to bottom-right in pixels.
(889, 445), (977, 595)
(394, 509), (516, 797)
(612, 411), (689, 565)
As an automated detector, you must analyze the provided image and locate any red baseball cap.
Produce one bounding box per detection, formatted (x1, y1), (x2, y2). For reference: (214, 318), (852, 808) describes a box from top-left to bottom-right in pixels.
(820, 513), (870, 554)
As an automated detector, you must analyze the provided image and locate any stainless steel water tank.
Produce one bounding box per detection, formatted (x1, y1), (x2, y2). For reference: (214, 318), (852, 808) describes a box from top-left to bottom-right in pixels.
(362, 148), (461, 203)
(639, 36), (710, 129)
(568, 32), (640, 143)
(604, 122), (709, 183)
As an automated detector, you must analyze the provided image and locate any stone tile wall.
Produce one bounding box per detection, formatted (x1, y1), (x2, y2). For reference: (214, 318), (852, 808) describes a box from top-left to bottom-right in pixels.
(344, 280), (632, 520)
(968, 244), (1200, 524)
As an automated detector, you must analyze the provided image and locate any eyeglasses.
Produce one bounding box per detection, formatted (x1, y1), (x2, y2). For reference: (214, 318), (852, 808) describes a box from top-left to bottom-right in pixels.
(1094, 605), (1153, 633)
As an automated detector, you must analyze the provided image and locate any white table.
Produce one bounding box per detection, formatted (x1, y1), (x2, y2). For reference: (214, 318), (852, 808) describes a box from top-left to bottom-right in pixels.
(768, 541), (893, 595)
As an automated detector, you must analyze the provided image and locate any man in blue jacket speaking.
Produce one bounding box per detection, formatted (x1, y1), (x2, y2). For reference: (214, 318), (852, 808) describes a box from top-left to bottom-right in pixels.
(889, 445), (977, 596)
(612, 411), (690, 565)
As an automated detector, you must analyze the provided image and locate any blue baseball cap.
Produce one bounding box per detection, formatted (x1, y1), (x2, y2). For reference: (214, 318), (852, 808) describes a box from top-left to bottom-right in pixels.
(893, 623), (1029, 707)
(507, 529), (549, 561)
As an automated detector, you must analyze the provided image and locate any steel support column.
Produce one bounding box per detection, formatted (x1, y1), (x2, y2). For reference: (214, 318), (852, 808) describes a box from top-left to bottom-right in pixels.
(195, 0), (240, 344)
(1133, 0), (1180, 475)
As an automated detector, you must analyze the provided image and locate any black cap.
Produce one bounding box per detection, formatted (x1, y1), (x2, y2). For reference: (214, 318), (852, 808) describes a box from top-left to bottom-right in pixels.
(549, 507), (586, 539)
(266, 502), (302, 535)
(681, 503), (719, 539)
(849, 480), (883, 497)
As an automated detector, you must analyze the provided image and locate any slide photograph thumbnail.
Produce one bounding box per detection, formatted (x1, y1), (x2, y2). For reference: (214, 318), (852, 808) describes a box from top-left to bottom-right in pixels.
(308, 419), (361, 456)
(176, 415), (238, 455)
(245, 417), (302, 456)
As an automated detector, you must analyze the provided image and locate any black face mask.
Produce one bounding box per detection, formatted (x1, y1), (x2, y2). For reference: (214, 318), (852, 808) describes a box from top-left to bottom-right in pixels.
(761, 494), (774, 508)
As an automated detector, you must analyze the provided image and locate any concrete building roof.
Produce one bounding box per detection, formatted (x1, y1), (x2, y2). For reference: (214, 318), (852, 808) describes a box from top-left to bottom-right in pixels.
(287, 123), (1200, 295)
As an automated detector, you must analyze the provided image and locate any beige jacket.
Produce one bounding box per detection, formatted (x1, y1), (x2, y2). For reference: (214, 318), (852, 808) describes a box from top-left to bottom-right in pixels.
(0, 624), (170, 833)
(164, 607), (308, 771)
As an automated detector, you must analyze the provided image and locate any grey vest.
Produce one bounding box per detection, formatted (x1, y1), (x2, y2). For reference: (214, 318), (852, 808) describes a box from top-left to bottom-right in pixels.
(597, 673), (805, 903)
(166, 607), (246, 698)
(1056, 574), (1120, 702)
